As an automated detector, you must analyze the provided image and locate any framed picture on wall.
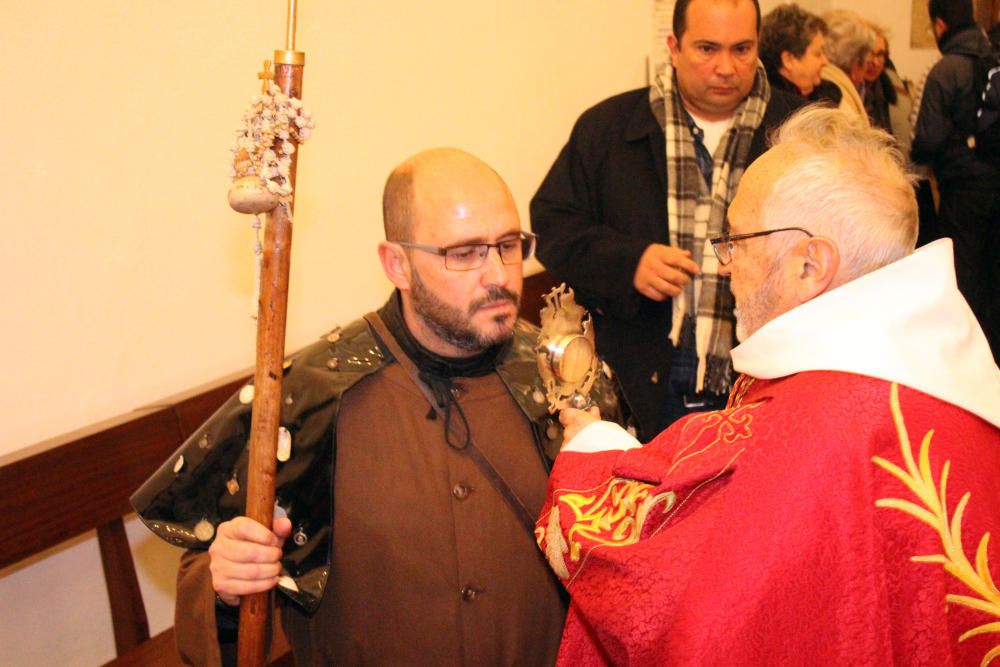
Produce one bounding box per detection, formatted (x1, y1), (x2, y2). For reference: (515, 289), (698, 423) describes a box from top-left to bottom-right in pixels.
(651, 0), (675, 81)
(911, 0), (936, 49)
(974, 0), (999, 31)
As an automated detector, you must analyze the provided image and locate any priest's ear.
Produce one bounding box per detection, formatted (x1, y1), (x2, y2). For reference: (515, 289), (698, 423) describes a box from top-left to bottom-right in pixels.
(793, 236), (840, 303)
(378, 241), (413, 290)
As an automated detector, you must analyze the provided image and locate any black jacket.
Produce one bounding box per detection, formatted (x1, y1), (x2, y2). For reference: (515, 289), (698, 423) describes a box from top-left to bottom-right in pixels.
(530, 86), (803, 440)
(912, 25), (998, 185)
(766, 65), (843, 107)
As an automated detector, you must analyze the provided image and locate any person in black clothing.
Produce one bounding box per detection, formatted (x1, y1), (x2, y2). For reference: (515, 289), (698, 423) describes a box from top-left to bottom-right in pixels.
(912, 0), (1000, 361)
(531, 0), (803, 440)
(759, 3), (842, 106)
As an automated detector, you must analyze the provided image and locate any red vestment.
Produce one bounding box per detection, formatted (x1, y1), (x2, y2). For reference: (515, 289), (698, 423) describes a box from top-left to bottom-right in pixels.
(538, 372), (1000, 665)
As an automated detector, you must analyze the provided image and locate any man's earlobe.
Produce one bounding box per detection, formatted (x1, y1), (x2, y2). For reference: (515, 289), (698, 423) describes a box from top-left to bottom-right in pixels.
(378, 242), (411, 290)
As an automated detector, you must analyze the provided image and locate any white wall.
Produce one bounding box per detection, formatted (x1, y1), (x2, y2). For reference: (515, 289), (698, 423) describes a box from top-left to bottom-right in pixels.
(0, 2), (650, 665)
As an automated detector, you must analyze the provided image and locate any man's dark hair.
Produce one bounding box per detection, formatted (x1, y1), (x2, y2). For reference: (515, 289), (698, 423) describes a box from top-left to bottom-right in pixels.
(673, 0), (761, 41)
(928, 0), (975, 29)
(759, 5), (827, 78)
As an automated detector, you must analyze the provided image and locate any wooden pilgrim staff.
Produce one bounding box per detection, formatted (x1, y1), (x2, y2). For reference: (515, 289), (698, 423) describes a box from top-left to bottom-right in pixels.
(226, 1), (307, 664)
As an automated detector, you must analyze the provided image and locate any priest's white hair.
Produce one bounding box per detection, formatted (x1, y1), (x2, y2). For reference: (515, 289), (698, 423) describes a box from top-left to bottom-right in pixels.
(761, 105), (918, 286)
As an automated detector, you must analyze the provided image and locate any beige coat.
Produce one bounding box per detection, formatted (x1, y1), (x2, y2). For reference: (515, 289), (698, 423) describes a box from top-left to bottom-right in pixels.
(821, 64), (870, 125)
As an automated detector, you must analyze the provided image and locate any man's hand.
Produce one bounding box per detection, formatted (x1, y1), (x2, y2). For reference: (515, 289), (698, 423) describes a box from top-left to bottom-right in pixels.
(632, 244), (700, 301)
(208, 516), (292, 606)
(559, 406), (601, 449)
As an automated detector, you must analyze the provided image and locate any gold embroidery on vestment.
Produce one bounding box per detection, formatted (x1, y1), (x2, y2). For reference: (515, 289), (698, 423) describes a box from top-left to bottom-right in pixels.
(545, 403), (758, 583)
(559, 479), (657, 559)
(872, 383), (1000, 667)
(727, 375), (755, 408)
(670, 404), (756, 474)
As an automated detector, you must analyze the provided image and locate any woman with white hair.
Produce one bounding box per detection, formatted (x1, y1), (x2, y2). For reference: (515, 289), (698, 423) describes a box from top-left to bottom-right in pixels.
(821, 9), (876, 122)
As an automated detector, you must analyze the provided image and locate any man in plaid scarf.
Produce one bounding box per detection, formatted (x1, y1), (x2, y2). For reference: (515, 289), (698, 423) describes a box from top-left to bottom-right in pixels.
(532, 0), (802, 441)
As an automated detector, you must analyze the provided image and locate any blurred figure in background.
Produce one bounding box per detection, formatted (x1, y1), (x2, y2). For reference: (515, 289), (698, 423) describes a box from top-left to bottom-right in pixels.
(821, 9), (876, 121)
(913, 0), (1000, 362)
(863, 24), (915, 154)
(759, 4), (842, 105)
(862, 27), (893, 131)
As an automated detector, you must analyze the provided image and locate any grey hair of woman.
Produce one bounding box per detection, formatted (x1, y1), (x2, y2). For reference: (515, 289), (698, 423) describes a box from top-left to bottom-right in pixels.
(822, 9), (876, 72)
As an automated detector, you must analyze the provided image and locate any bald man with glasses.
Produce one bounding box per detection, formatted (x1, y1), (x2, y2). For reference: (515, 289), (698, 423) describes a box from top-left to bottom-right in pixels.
(535, 108), (1000, 665)
(134, 148), (625, 666)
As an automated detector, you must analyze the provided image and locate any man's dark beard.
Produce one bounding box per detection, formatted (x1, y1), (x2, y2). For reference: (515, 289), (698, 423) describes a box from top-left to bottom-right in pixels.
(410, 270), (520, 354)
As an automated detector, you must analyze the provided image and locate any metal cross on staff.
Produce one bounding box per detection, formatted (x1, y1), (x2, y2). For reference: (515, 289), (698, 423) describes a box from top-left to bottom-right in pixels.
(257, 60), (274, 92)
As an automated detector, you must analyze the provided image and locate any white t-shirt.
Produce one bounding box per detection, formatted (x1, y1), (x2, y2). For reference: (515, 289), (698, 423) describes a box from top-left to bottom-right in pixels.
(692, 116), (732, 157)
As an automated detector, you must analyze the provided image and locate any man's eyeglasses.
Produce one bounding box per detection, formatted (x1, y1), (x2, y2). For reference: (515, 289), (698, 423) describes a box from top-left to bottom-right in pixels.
(709, 227), (813, 265)
(396, 231), (537, 271)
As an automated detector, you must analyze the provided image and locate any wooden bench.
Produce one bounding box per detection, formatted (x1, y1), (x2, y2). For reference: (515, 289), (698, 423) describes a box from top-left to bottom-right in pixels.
(0, 370), (254, 665)
(0, 272), (556, 665)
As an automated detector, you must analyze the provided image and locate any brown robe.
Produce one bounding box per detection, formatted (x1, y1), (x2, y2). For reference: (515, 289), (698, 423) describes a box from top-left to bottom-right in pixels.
(176, 361), (566, 665)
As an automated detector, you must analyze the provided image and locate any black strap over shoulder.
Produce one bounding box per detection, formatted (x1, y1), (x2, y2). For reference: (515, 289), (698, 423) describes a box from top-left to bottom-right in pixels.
(363, 312), (537, 535)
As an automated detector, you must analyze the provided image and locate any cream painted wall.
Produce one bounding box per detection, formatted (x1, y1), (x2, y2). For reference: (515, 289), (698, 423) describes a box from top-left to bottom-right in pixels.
(0, 1), (943, 664)
(1, 1), (651, 665)
(1, 1), (651, 456)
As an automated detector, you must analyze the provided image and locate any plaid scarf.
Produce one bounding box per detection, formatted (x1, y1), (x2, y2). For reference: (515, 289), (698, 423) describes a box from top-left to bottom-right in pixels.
(648, 55), (770, 394)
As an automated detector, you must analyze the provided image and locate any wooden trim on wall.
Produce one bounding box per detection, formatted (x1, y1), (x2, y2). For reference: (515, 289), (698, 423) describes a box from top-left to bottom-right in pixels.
(0, 374), (246, 569)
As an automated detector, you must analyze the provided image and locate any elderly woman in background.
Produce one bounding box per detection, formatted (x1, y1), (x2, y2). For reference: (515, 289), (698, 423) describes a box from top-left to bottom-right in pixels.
(759, 4), (842, 105)
(862, 25), (915, 152)
(821, 9), (876, 122)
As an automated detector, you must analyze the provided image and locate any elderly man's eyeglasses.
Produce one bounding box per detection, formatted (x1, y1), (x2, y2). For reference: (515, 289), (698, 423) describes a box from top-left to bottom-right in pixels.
(709, 227), (813, 265)
(397, 231), (537, 271)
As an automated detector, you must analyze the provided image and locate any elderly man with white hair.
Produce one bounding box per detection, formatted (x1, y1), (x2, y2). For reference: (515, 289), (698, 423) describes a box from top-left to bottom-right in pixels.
(536, 106), (1000, 666)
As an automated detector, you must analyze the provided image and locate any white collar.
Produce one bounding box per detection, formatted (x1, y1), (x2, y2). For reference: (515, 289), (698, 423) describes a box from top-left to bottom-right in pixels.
(731, 239), (1000, 428)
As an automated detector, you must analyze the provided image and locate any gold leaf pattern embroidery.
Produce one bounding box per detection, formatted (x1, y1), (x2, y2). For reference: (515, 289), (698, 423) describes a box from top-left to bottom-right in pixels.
(872, 383), (1000, 667)
(542, 403), (757, 583)
(560, 479), (659, 560)
(542, 478), (672, 585)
